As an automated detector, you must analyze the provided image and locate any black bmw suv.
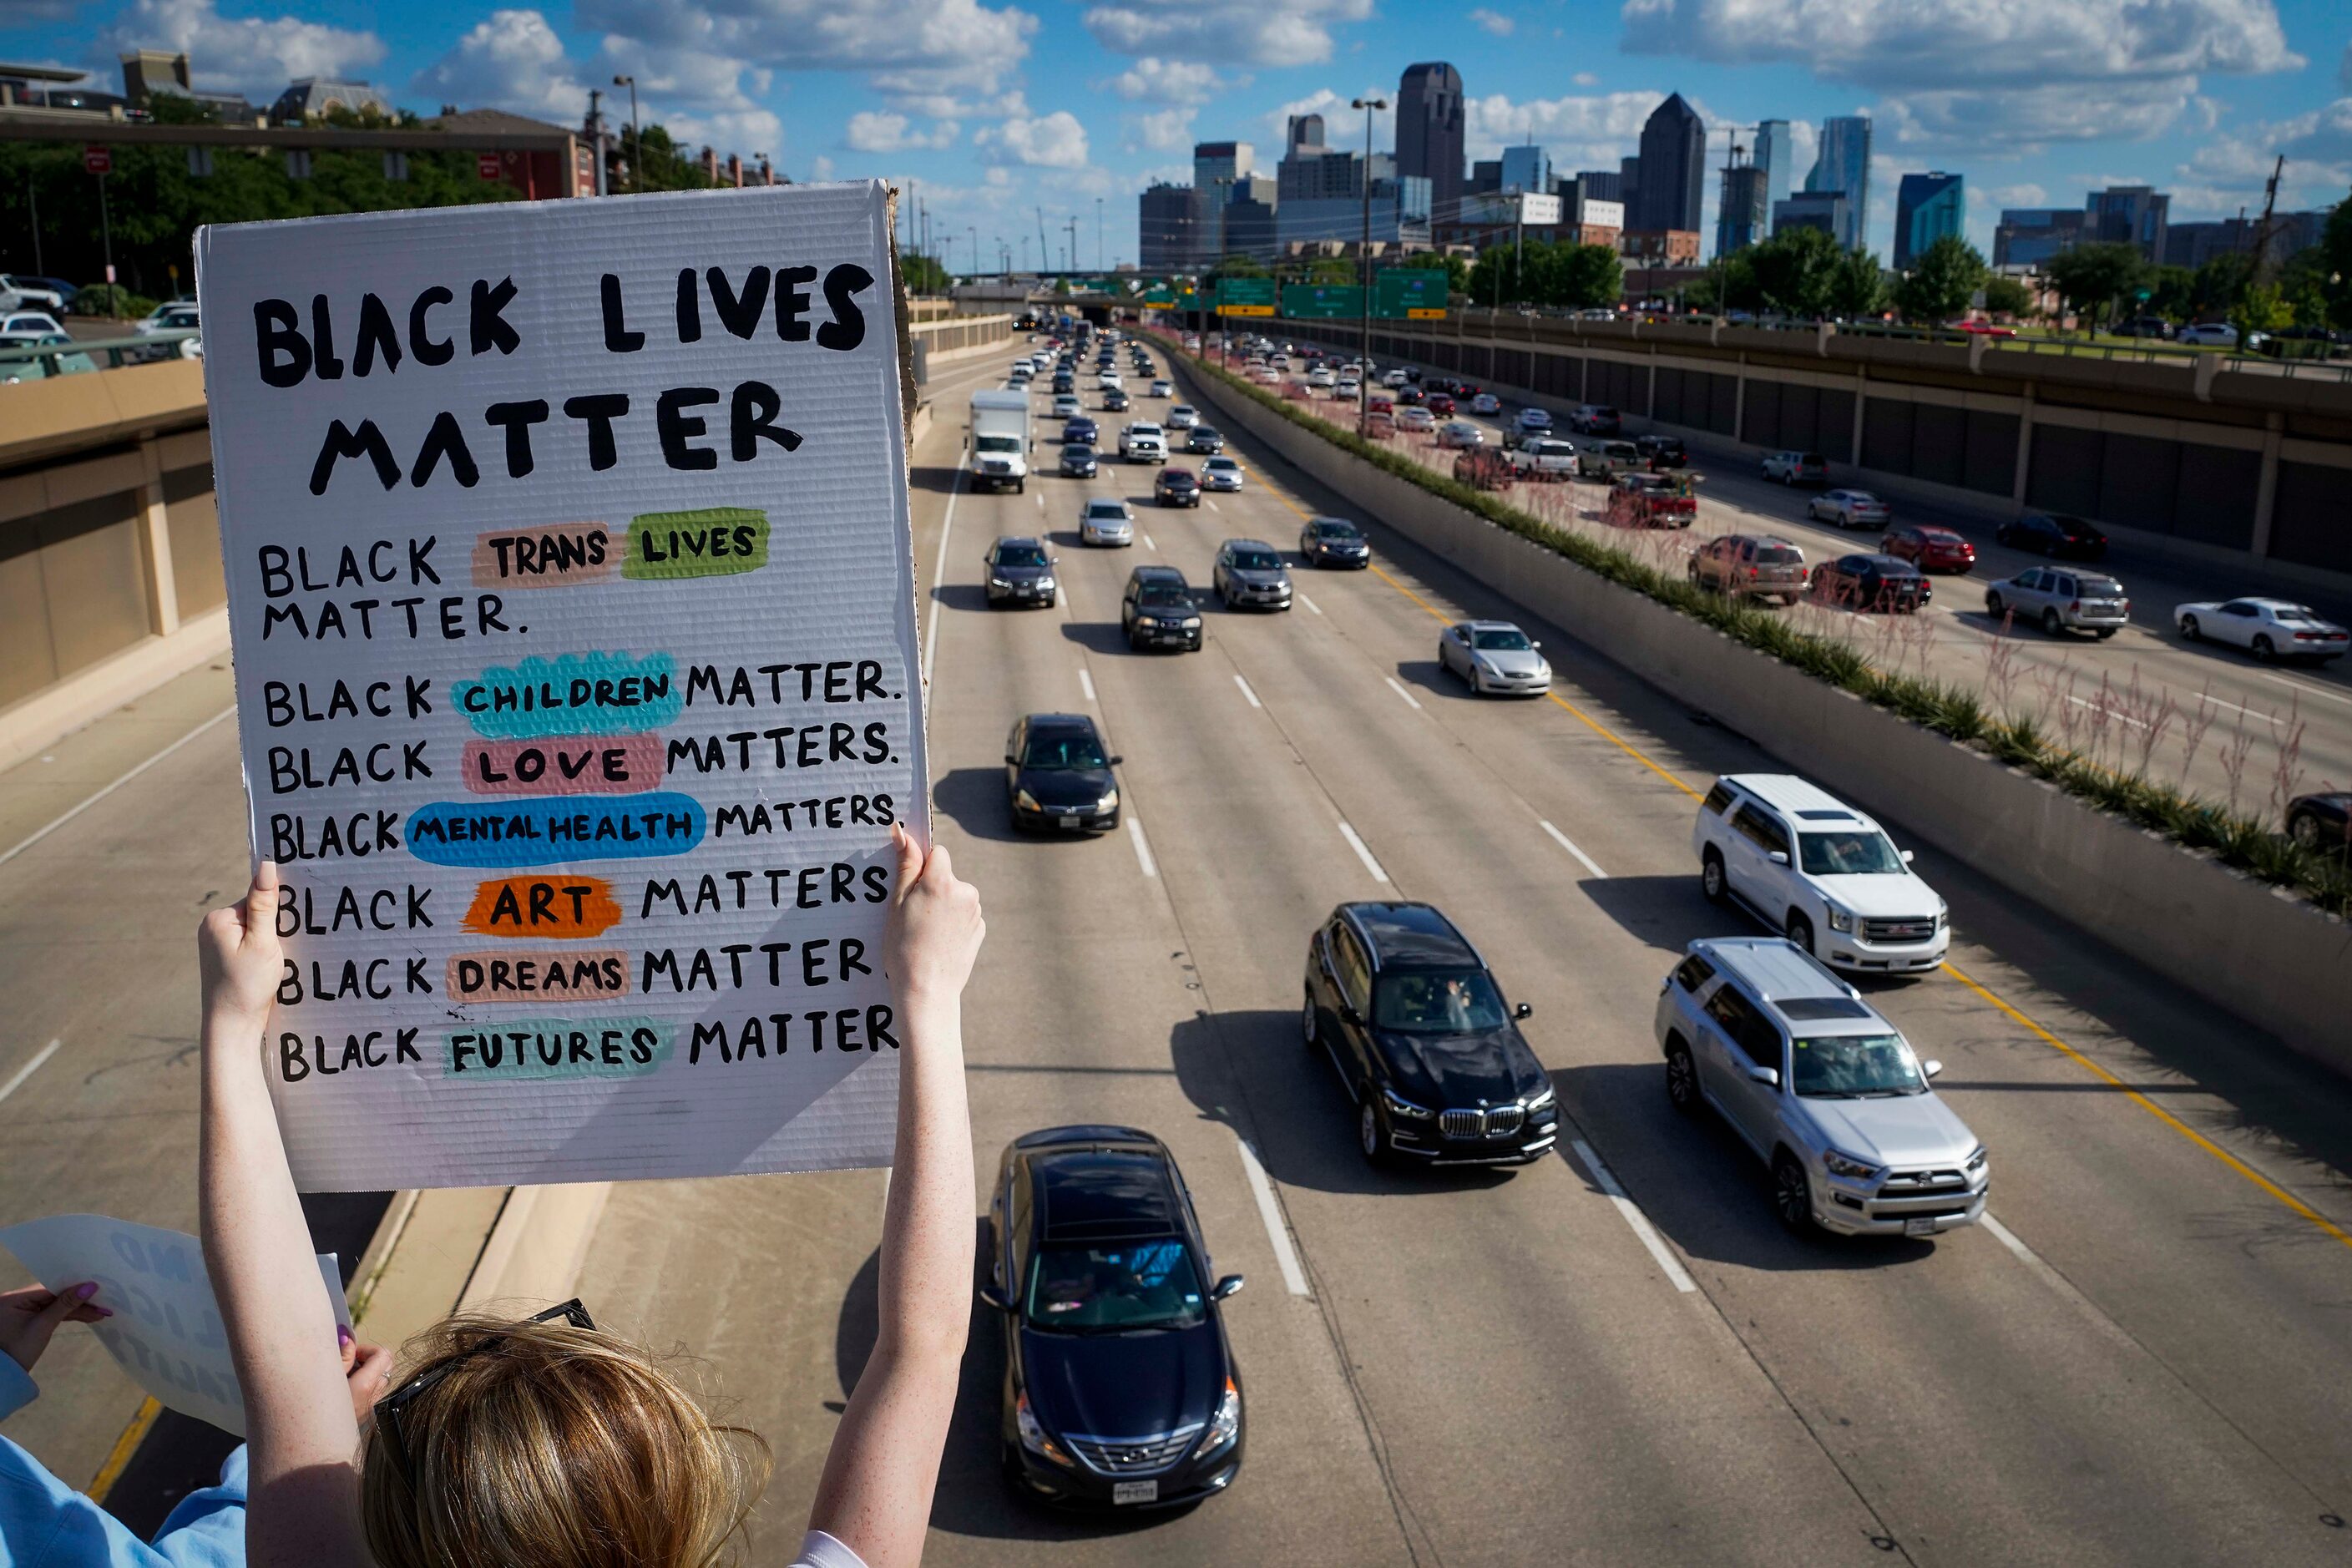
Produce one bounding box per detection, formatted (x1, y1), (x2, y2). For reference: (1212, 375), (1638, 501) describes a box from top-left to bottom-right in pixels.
(985, 1126), (1246, 1510)
(1303, 903), (1558, 1166)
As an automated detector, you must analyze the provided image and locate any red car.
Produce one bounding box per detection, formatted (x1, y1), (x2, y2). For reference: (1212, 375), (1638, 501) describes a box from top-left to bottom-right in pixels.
(1425, 392), (1457, 417)
(1880, 524), (1976, 574)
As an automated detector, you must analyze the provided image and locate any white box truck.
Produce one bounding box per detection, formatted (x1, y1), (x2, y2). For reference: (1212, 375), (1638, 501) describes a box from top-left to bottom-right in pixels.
(969, 389), (1031, 493)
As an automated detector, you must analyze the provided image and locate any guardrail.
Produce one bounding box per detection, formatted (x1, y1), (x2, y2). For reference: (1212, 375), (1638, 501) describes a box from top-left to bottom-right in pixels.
(0, 327), (200, 377)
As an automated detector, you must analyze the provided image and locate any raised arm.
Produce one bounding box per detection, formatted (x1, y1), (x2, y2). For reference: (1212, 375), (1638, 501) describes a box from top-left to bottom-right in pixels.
(198, 860), (368, 1565)
(807, 825), (984, 1568)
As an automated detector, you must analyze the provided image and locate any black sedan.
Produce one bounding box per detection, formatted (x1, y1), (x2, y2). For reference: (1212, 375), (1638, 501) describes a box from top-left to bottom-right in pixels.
(1063, 416), (1100, 446)
(1103, 388), (1132, 412)
(2288, 792), (2352, 856)
(1811, 553), (1930, 613)
(984, 536), (1058, 608)
(1186, 427), (1225, 455)
(1060, 443), (1098, 478)
(1154, 468), (1201, 508)
(984, 1126), (1245, 1510)
(1997, 511), (2109, 560)
(1303, 902), (1558, 1166)
(1298, 516), (1371, 569)
(1004, 714), (1120, 833)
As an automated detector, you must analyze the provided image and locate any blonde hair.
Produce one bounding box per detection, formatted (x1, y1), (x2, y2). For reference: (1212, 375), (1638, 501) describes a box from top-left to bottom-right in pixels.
(359, 1311), (771, 1568)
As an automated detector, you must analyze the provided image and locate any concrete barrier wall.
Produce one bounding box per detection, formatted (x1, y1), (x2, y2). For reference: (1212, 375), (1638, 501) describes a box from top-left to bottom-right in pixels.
(1179, 359), (2352, 1072)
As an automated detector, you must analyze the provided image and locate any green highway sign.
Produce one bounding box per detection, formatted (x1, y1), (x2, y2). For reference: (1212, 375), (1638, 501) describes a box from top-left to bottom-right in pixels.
(1142, 287), (1176, 306)
(1376, 271), (1449, 320)
(1282, 283), (1362, 319)
(1216, 277), (1277, 316)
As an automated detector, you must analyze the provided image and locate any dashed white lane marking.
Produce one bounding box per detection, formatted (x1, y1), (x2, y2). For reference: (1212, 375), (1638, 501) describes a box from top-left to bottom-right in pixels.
(1336, 819), (1390, 883)
(1034, 492), (1044, 509)
(2255, 670), (2352, 707)
(921, 469), (964, 690)
(1078, 667), (1096, 704)
(1383, 675), (1424, 711)
(1980, 1213), (2137, 1350)
(1539, 821), (1610, 879)
(1236, 1136), (1312, 1297)
(1297, 592), (1323, 615)
(0, 1039), (63, 1106)
(1142, 533), (1158, 552)
(1233, 674), (1263, 709)
(0, 706), (236, 871)
(1206, 498), (1222, 513)
(1126, 815), (1159, 878)
(1570, 1140), (1698, 1293)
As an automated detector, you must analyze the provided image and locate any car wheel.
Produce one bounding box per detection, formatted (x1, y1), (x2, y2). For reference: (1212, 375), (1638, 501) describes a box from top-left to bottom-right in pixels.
(1786, 913), (1815, 956)
(1687, 562), (1702, 585)
(1985, 591), (2006, 620)
(1358, 1095), (1390, 1166)
(2254, 635), (2277, 663)
(2182, 615), (2202, 641)
(2289, 813), (2323, 850)
(1302, 988), (1319, 1046)
(1665, 1037), (1700, 1116)
(2041, 607), (2064, 635)
(1701, 848), (1729, 905)
(1772, 1151), (1817, 1233)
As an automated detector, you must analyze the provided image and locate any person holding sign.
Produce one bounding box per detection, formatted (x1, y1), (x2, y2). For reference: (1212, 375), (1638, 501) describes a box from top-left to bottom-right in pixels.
(198, 828), (984, 1568)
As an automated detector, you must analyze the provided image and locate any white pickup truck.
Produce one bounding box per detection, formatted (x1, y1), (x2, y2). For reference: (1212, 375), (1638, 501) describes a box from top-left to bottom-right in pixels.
(969, 389), (1031, 493)
(1503, 438), (1582, 478)
(1120, 422), (1168, 464)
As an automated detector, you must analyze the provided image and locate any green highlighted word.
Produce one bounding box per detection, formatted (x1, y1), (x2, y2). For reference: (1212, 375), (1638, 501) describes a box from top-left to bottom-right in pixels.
(443, 1017), (675, 1079)
(625, 507), (770, 580)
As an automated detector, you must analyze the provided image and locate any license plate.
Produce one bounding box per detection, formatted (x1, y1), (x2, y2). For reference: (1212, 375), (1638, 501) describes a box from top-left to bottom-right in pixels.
(1113, 1480), (1159, 1505)
(1904, 1216), (1939, 1237)
(1059, 814), (1079, 828)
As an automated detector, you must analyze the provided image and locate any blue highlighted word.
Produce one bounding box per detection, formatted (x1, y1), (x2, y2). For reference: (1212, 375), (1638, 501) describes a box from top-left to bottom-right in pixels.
(407, 793), (706, 867)
(454, 651), (682, 740)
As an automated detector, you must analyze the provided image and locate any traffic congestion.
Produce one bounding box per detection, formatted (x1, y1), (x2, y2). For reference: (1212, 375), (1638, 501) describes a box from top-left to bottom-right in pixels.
(895, 316), (2352, 1560)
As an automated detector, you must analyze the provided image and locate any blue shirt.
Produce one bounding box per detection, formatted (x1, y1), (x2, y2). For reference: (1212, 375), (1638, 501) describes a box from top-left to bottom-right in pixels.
(1, 1358), (245, 1567)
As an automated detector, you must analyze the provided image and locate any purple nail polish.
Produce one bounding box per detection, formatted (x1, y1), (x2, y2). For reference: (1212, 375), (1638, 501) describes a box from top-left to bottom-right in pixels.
(72, 1282), (97, 1301)
(337, 1324), (354, 1348)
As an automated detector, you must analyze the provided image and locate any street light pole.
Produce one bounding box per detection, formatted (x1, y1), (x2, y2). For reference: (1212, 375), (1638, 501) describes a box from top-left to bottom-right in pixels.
(612, 75), (640, 190)
(1351, 94), (1387, 433)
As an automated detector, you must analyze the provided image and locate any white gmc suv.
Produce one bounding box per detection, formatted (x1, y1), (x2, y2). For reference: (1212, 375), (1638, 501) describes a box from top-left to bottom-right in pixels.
(1120, 422), (1168, 464)
(1693, 774), (1949, 974)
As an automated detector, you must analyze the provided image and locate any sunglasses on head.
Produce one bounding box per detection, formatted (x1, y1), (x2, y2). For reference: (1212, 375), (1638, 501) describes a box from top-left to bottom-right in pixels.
(373, 1298), (595, 1489)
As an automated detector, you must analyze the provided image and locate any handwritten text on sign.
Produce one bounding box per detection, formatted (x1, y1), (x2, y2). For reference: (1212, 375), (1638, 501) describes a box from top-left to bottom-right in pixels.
(196, 182), (924, 1190)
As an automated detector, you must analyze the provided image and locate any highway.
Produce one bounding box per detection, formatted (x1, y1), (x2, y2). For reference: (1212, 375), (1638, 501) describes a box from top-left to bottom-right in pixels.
(1267, 331), (2352, 816)
(4, 336), (2352, 1561)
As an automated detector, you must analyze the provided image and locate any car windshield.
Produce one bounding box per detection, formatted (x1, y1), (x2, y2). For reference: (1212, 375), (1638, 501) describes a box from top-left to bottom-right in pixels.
(1373, 969), (1509, 1033)
(1063, 445), (1092, 459)
(1472, 627), (1532, 651)
(1314, 521), (1359, 538)
(1230, 548), (1282, 570)
(1087, 502), (1126, 518)
(1792, 1034), (1926, 1097)
(996, 544), (1047, 567)
(1138, 584), (1191, 608)
(1798, 831), (1905, 875)
(1024, 1242), (1205, 1333)
(1162, 473), (1195, 486)
(976, 435), (1020, 453)
(1206, 458), (1237, 472)
(1024, 731), (1108, 768)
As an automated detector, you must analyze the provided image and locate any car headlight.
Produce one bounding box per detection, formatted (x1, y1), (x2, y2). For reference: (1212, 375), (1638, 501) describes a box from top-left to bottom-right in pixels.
(1381, 1087), (1434, 1120)
(1199, 1378), (1242, 1456)
(1821, 1150), (1879, 1181)
(1096, 788), (1119, 812)
(1934, 908), (1949, 933)
(1016, 1393), (1075, 1467)
(1014, 788), (1040, 812)
(1523, 1085), (1557, 1113)
(1036, 576), (1055, 590)
(1826, 907), (1854, 933)
(989, 576), (1010, 589)
(1965, 1145), (1989, 1172)
(1181, 617), (1201, 629)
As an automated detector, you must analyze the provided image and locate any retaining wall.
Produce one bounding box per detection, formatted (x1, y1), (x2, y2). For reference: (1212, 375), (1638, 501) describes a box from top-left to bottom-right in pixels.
(1179, 357), (2352, 1072)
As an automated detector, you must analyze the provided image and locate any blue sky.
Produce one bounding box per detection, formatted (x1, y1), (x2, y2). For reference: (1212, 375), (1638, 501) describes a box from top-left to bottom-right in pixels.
(7, 0), (2349, 267)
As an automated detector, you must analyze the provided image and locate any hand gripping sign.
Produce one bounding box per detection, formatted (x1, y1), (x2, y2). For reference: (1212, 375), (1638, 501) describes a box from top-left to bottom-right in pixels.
(196, 181), (926, 1190)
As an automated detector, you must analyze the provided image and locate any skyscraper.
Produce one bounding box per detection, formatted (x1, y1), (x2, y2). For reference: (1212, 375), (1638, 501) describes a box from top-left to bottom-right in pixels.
(1754, 119), (1793, 208)
(1397, 62), (1465, 226)
(1893, 171), (1964, 269)
(1192, 141), (1251, 193)
(1717, 163), (1768, 257)
(2086, 185), (2170, 263)
(1803, 115), (1871, 249)
(1620, 155), (1641, 220)
(1287, 114), (1325, 154)
(1499, 143), (1550, 194)
(1633, 94), (1705, 234)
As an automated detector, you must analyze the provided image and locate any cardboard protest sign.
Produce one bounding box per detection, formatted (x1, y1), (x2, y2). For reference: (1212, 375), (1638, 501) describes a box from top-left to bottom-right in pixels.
(0, 1215), (347, 1439)
(195, 181), (924, 1191)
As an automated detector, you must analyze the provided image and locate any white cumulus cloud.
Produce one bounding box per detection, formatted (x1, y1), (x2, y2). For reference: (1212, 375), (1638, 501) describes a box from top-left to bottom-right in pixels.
(843, 111), (960, 152)
(580, 0), (1038, 111)
(103, 0), (384, 102)
(1110, 57), (1222, 103)
(1469, 8), (1514, 35)
(977, 109), (1090, 168)
(1125, 106), (1196, 150)
(1462, 90), (1668, 168)
(1085, 0), (1373, 67)
(412, 8), (584, 120)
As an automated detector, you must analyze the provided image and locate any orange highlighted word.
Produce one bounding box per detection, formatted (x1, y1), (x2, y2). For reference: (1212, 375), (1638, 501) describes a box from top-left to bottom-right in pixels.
(447, 948), (631, 1002)
(461, 877), (623, 939)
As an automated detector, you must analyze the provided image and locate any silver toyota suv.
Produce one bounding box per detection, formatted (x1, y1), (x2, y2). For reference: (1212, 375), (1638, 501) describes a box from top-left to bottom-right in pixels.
(1654, 937), (1987, 1238)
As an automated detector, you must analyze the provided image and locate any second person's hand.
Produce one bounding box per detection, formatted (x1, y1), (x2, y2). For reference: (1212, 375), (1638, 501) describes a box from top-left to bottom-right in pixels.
(882, 824), (984, 1010)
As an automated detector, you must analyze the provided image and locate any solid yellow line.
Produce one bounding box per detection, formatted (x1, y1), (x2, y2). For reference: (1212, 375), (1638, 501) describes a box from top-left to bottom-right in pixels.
(1941, 962), (2352, 1251)
(87, 1397), (161, 1501)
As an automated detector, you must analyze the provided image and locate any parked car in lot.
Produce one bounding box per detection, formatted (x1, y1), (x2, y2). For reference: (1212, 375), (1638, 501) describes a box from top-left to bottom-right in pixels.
(1996, 511), (2107, 560)
(1005, 713), (1120, 833)
(1437, 620), (1550, 695)
(1059, 443), (1098, 478)
(1812, 554), (1930, 613)
(1985, 567), (2127, 638)
(1654, 937), (1986, 1237)
(1080, 497), (1136, 547)
(1299, 515), (1370, 569)
(1121, 564), (1203, 651)
(1762, 450), (1828, 486)
(1806, 489), (1888, 529)
(1880, 524), (1975, 573)
(1186, 427), (1225, 455)
(1576, 438), (1642, 480)
(1154, 467), (1201, 508)
(1694, 772), (1950, 974)
(984, 1125), (1247, 1510)
(1636, 434), (1688, 470)
(0, 275), (67, 313)
(985, 536), (1059, 608)
(1435, 420), (1485, 449)
(2286, 792), (2352, 855)
(1302, 902), (1558, 1166)
(1201, 455), (1244, 492)
(1690, 534), (1807, 603)
(1568, 404), (1621, 435)
(2174, 597), (2349, 664)
(1, 310), (66, 338)
(133, 302), (199, 336)
(1213, 539), (1293, 610)
(2176, 321), (2239, 347)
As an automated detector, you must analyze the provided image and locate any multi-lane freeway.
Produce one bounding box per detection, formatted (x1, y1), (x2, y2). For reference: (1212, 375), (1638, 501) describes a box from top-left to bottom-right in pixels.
(6, 335), (2352, 1563)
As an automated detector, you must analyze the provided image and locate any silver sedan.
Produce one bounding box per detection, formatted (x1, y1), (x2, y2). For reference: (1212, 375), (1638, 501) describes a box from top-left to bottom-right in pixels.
(1439, 620), (1551, 696)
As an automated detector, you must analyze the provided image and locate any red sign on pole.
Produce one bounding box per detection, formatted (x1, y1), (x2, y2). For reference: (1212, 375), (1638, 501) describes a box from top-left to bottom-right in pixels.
(83, 145), (112, 175)
(477, 153), (502, 181)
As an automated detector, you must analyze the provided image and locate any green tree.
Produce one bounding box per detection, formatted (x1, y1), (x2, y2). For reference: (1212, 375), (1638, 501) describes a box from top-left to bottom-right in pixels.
(901, 252), (950, 292)
(1829, 247), (1889, 317)
(2183, 254), (2248, 321)
(1744, 225), (1843, 317)
(1555, 243), (1623, 309)
(1403, 250), (1469, 291)
(2303, 194), (2352, 329)
(1305, 256), (1356, 285)
(1890, 235), (1981, 322)
(2042, 241), (2149, 331)
(2232, 281), (2292, 344)
(1982, 275), (2034, 318)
